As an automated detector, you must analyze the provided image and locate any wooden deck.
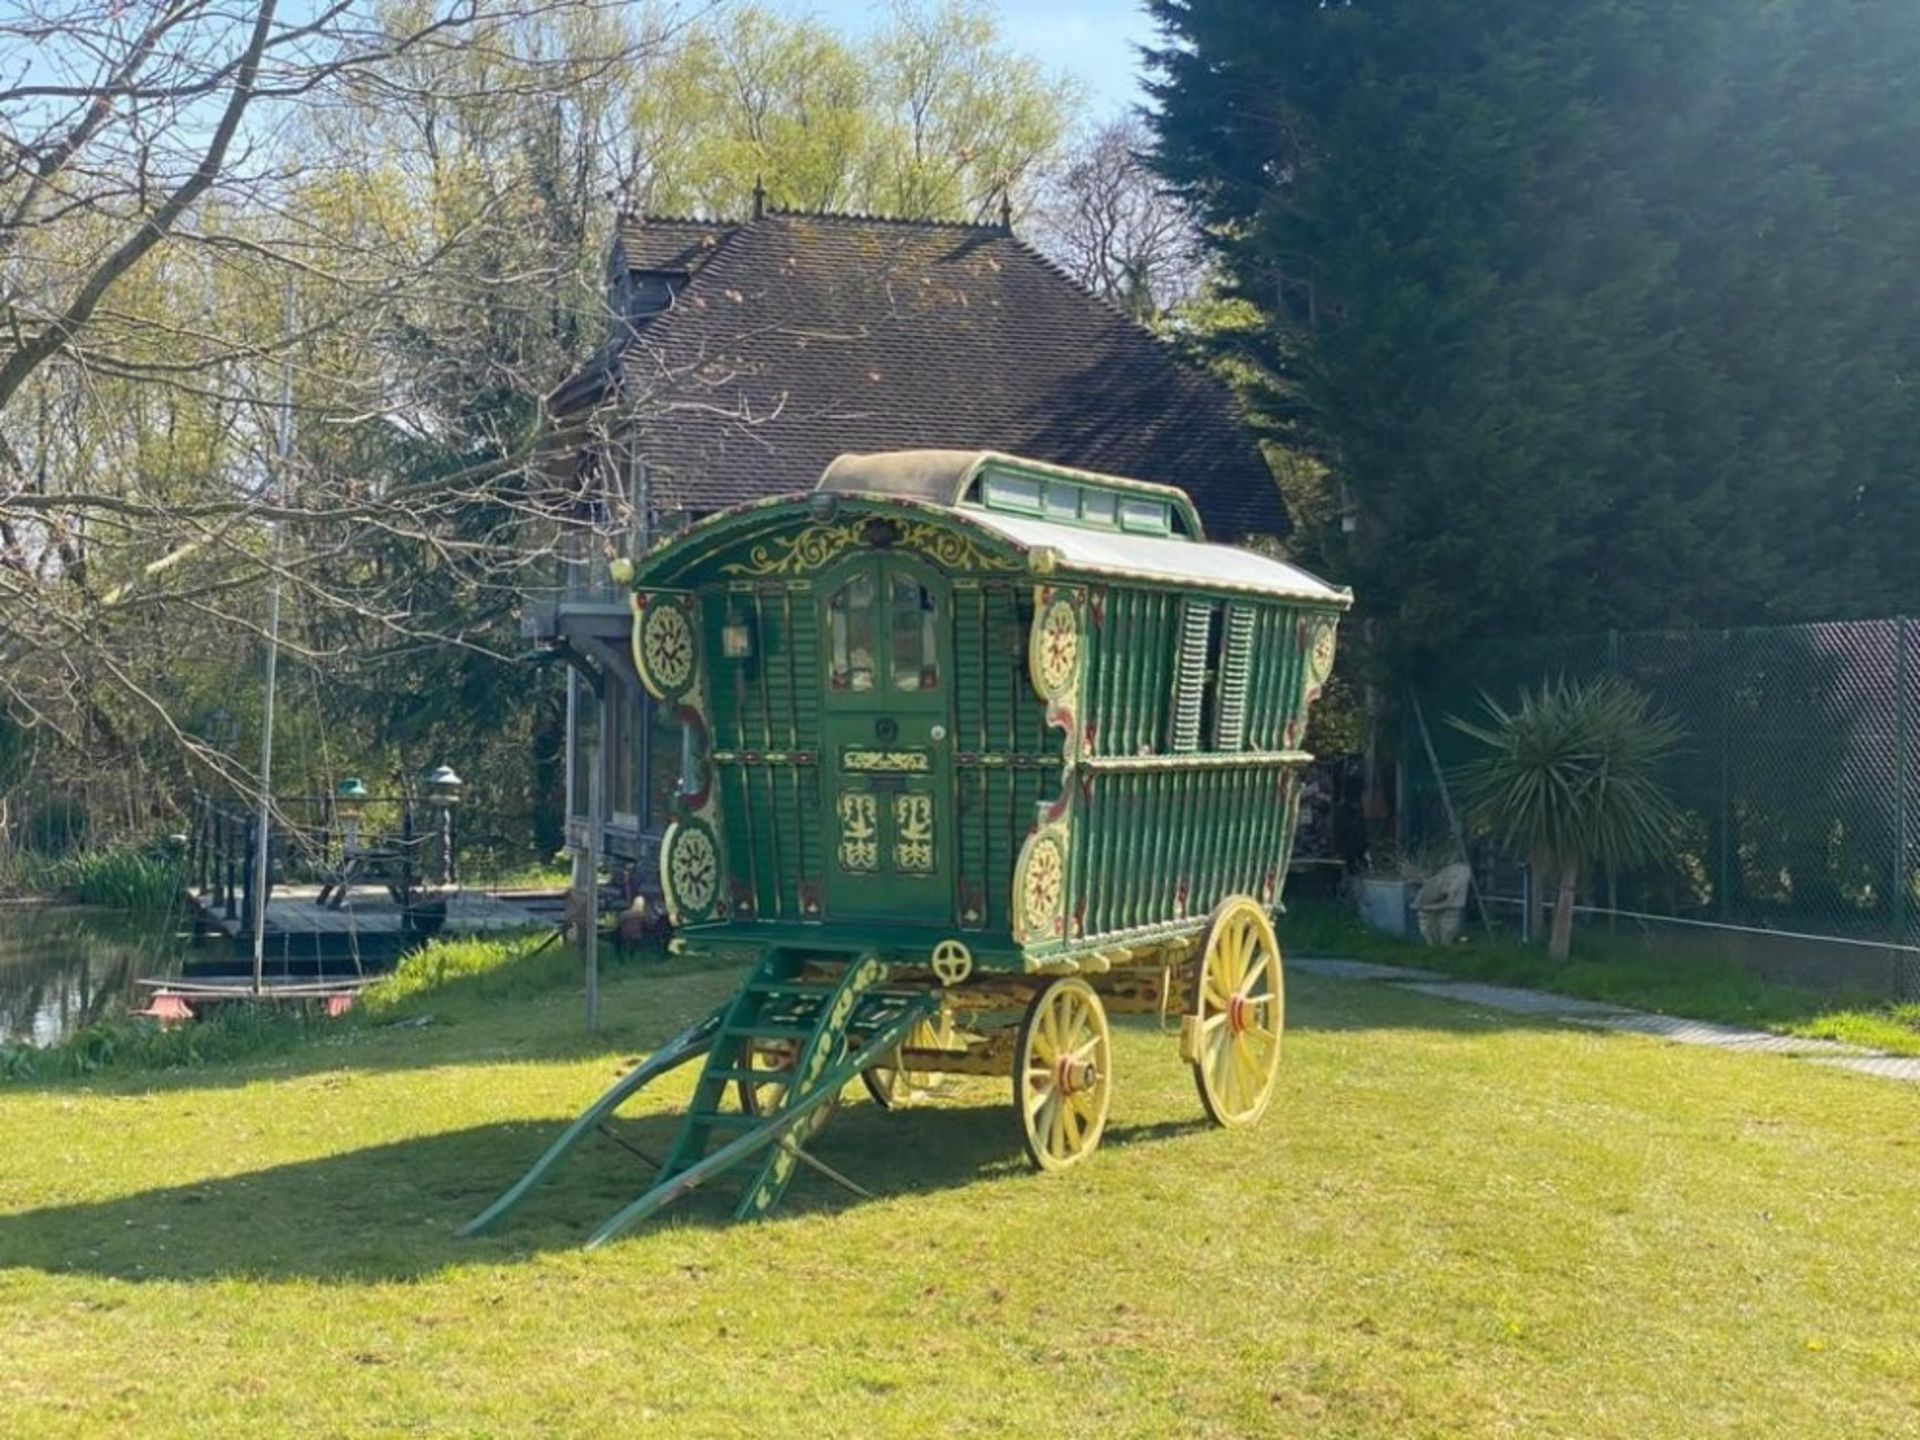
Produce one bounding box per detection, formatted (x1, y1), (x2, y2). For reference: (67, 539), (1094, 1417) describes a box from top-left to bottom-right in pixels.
(189, 884), (557, 941)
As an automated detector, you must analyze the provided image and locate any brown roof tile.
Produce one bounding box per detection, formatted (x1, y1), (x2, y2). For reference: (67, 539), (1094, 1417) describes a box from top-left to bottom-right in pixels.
(606, 210), (1286, 537)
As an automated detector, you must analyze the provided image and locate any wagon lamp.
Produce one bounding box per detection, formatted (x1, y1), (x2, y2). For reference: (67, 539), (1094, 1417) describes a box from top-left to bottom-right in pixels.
(425, 764), (463, 888)
(721, 614), (754, 660)
(333, 776), (370, 868)
(425, 765), (463, 807)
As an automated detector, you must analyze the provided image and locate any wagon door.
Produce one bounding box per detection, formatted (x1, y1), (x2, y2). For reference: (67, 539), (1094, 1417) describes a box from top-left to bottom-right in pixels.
(819, 556), (954, 922)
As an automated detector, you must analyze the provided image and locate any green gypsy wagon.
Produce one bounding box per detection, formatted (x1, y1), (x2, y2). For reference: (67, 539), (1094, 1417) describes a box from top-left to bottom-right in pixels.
(465, 450), (1350, 1245)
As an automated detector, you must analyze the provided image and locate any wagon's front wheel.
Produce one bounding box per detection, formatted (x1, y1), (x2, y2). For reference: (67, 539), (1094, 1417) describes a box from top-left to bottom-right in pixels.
(1185, 896), (1285, 1128)
(1014, 977), (1112, 1172)
(861, 1011), (961, 1110)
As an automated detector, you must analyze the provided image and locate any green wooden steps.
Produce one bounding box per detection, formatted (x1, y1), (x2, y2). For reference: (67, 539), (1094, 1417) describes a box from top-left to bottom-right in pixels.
(458, 949), (938, 1246)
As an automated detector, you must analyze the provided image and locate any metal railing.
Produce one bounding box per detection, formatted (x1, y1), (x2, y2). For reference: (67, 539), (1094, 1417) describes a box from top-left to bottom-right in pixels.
(187, 791), (462, 932)
(1403, 617), (1920, 996)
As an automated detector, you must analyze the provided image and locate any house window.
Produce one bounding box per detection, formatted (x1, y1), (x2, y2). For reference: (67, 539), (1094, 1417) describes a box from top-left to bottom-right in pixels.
(890, 575), (939, 691)
(606, 680), (641, 829)
(1080, 490), (1117, 527)
(568, 670), (597, 823)
(828, 571), (877, 691)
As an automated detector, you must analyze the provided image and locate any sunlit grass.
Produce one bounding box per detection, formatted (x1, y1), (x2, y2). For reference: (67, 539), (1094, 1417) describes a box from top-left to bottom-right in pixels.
(1282, 898), (1920, 1056)
(3, 946), (1919, 1436)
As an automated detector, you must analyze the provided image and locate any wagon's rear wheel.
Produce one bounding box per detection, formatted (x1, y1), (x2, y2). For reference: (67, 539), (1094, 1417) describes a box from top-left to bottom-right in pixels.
(861, 1011), (962, 1110)
(1014, 977), (1112, 1172)
(1186, 896), (1285, 1128)
(736, 1039), (797, 1117)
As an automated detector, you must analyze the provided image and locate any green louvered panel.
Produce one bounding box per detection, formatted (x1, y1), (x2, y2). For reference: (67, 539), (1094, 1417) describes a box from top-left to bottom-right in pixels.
(1169, 599), (1214, 753)
(1069, 759), (1307, 947)
(1213, 603), (1257, 751)
(1084, 589), (1181, 757)
(949, 582), (1057, 936)
(698, 581), (824, 922)
(783, 582), (823, 907)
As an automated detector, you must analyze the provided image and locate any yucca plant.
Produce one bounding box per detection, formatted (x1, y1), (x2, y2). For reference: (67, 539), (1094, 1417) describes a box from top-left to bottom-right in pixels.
(1450, 676), (1685, 961)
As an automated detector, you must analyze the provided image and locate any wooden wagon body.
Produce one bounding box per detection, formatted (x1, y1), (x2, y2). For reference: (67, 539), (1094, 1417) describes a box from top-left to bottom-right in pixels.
(466, 451), (1350, 1242)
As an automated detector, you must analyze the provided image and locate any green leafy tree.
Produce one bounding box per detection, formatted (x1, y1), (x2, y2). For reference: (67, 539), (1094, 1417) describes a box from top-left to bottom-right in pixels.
(1450, 676), (1685, 960)
(1146, 0), (1920, 662)
(624, 0), (1073, 223)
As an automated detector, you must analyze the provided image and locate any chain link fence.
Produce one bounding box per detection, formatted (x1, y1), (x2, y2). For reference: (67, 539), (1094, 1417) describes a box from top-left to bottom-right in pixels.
(1403, 618), (1920, 998)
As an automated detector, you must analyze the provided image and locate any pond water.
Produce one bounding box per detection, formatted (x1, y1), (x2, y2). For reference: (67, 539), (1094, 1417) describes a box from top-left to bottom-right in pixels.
(0, 904), (192, 1048)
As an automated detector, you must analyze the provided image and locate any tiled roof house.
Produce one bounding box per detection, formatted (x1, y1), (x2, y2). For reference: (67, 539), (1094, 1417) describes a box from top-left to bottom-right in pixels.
(539, 205), (1287, 877)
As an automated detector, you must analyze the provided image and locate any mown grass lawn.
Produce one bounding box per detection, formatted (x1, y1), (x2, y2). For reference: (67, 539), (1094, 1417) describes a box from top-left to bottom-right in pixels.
(3, 943), (1918, 1438)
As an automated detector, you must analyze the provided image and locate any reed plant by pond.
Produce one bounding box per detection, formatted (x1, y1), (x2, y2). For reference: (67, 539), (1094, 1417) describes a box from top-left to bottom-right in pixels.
(0, 842), (188, 911)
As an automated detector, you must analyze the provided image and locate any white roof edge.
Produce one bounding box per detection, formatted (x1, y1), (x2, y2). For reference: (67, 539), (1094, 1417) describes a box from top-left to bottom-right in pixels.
(961, 508), (1352, 607)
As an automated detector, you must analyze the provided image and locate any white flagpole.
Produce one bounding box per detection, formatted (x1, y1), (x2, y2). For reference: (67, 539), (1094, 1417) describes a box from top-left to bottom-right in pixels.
(250, 281), (294, 995)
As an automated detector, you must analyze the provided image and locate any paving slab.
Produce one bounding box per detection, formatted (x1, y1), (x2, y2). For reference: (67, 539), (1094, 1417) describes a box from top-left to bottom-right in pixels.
(1290, 957), (1448, 983)
(1395, 980), (1638, 1017)
(1564, 1011), (1876, 1056)
(1301, 957), (1910, 1080)
(1809, 1055), (1920, 1083)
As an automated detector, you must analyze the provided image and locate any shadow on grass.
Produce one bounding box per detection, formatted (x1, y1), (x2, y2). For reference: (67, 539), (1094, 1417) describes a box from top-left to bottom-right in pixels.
(0, 1099), (1215, 1284)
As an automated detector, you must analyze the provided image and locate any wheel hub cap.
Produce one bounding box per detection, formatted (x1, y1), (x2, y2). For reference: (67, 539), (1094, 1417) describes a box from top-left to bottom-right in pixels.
(1054, 1056), (1098, 1095)
(1227, 992), (1251, 1036)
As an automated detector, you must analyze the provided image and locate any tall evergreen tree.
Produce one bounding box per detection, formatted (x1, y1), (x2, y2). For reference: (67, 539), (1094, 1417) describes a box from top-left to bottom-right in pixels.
(1147, 0), (1920, 662)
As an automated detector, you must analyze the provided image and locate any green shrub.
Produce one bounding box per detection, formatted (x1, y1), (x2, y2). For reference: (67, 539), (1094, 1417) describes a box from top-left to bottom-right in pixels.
(0, 842), (187, 910)
(0, 1007), (314, 1084)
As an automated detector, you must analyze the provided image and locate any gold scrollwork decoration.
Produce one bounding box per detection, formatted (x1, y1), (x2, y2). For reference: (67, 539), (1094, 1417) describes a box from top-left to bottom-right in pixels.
(718, 517), (1019, 579)
(896, 522), (1018, 573)
(836, 792), (879, 872)
(894, 793), (935, 873)
(719, 523), (865, 578)
(842, 749), (931, 774)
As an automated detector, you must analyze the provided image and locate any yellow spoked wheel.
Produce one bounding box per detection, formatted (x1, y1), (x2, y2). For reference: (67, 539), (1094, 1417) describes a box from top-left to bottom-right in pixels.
(1014, 977), (1112, 1172)
(861, 1011), (963, 1110)
(736, 1039), (798, 1117)
(1186, 896), (1285, 1128)
(736, 1040), (839, 1140)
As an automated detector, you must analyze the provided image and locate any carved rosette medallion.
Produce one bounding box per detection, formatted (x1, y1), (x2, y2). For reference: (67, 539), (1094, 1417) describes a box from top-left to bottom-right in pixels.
(633, 591), (697, 702)
(1011, 825), (1068, 945)
(1304, 614), (1339, 706)
(662, 817), (720, 924)
(1030, 595), (1080, 701)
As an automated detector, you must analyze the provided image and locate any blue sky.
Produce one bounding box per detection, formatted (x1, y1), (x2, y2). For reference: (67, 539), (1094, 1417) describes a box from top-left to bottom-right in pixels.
(779, 0), (1158, 116)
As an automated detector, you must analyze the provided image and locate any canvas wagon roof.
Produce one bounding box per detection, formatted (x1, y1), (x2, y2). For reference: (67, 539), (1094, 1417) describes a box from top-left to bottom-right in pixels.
(562, 209), (1287, 538)
(639, 449), (1350, 606)
(819, 447), (1199, 523)
(821, 449), (1347, 604)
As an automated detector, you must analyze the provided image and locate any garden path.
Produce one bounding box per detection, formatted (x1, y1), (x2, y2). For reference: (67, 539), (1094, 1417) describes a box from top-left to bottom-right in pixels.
(1291, 957), (1920, 1082)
